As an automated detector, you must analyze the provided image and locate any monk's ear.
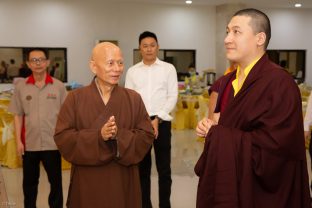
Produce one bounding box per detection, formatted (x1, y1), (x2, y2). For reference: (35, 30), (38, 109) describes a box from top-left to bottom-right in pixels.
(89, 60), (97, 75)
(256, 32), (266, 47)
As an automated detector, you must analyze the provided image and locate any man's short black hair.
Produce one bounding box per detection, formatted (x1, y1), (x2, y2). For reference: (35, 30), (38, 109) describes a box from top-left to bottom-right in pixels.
(139, 31), (158, 45)
(233, 8), (271, 49)
(26, 48), (49, 60)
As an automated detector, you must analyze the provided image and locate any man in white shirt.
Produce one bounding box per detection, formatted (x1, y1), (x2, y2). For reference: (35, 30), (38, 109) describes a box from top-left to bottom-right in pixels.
(125, 31), (178, 208)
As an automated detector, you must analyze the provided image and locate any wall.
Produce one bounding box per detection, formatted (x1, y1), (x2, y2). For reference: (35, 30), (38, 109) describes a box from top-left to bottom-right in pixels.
(0, 0), (216, 90)
(264, 8), (312, 85)
(0, 1), (312, 91)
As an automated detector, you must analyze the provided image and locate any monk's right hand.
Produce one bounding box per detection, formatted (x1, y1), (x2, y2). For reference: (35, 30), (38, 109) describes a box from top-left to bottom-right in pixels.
(196, 118), (216, 138)
(16, 140), (24, 157)
(101, 116), (118, 141)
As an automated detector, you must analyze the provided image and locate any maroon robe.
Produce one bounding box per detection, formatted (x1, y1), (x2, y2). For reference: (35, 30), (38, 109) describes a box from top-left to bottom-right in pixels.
(54, 81), (154, 208)
(195, 55), (310, 208)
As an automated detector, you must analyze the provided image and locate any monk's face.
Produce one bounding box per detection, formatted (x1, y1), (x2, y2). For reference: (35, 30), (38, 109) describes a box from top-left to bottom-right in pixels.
(90, 45), (124, 86)
(139, 37), (159, 65)
(224, 15), (265, 68)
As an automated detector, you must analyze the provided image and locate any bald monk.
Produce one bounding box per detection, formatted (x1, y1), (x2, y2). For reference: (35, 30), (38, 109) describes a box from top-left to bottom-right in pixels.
(54, 42), (155, 208)
(195, 8), (310, 208)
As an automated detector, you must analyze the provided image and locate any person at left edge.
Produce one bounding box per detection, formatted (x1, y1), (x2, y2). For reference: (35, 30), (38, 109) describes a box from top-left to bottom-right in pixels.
(8, 48), (66, 208)
(54, 42), (155, 208)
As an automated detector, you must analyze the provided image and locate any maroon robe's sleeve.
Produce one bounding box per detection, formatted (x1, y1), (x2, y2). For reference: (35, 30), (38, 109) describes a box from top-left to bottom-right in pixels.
(195, 126), (246, 207)
(208, 76), (223, 95)
(115, 94), (154, 166)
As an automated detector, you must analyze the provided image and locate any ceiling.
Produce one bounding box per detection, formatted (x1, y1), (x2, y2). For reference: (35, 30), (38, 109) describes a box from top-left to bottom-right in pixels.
(113, 0), (312, 9)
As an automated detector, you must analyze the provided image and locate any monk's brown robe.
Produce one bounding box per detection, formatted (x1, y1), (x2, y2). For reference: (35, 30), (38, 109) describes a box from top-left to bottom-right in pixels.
(195, 55), (310, 208)
(54, 81), (154, 208)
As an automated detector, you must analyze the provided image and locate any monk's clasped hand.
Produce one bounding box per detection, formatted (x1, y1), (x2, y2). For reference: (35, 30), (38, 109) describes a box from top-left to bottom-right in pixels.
(101, 116), (118, 141)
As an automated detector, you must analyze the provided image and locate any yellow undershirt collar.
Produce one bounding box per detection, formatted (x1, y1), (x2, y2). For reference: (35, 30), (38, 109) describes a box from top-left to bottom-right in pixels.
(232, 57), (261, 96)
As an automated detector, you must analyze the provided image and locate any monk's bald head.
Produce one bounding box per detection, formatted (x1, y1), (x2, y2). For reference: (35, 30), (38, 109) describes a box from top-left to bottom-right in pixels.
(91, 42), (121, 62)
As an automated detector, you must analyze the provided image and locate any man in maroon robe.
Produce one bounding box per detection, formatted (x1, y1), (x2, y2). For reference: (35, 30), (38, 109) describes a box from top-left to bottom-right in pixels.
(195, 8), (310, 208)
(54, 42), (155, 208)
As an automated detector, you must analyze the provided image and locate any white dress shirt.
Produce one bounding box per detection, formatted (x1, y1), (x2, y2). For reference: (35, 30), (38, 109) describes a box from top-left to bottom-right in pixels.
(304, 93), (312, 131)
(125, 58), (178, 121)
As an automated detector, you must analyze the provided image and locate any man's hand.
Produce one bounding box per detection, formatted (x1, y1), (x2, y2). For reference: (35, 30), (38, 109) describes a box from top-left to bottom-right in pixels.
(16, 140), (24, 157)
(304, 130), (310, 149)
(151, 118), (159, 139)
(212, 112), (220, 123)
(196, 118), (216, 138)
(101, 116), (118, 141)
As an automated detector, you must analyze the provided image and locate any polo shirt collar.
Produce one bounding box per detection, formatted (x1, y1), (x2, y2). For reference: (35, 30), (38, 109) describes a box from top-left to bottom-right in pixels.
(26, 73), (54, 85)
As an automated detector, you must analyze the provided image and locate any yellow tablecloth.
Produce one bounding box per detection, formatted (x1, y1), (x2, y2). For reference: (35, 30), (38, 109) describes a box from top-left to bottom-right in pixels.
(0, 118), (21, 168)
(172, 94), (209, 130)
(0, 99), (20, 168)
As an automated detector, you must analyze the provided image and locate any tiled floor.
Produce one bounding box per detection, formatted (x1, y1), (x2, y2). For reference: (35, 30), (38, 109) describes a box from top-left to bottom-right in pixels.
(1, 129), (203, 208)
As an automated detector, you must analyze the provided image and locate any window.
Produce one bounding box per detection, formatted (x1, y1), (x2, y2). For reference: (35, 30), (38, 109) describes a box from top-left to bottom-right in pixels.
(267, 49), (306, 83)
(133, 49), (196, 81)
(0, 47), (67, 83)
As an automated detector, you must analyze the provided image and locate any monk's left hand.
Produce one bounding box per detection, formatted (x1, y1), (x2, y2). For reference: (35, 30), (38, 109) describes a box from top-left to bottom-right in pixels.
(101, 116), (118, 141)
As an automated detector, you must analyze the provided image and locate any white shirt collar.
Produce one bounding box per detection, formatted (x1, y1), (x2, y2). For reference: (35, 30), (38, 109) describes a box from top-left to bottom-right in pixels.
(139, 57), (161, 67)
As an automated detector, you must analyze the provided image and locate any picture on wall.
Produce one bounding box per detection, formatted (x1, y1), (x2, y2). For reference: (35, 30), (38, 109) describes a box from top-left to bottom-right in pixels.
(0, 47), (67, 84)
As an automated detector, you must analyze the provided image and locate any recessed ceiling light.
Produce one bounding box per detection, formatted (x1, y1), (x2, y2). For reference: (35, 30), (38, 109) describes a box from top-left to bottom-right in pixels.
(185, 0), (192, 4)
(295, 3), (302, 7)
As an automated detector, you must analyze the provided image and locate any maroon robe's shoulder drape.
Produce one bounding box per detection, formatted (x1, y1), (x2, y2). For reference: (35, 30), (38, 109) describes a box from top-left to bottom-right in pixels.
(54, 81), (154, 208)
(195, 54), (310, 208)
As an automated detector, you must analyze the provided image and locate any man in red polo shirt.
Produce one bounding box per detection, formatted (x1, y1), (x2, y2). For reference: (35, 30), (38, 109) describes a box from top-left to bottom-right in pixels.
(9, 48), (67, 208)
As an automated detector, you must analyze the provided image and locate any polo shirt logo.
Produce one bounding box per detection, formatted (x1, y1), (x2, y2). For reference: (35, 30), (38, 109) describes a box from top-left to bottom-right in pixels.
(47, 93), (57, 99)
(26, 95), (32, 101)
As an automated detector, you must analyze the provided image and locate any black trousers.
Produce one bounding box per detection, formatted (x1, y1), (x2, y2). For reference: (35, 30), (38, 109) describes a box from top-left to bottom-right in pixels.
(139, 121), (172, 208)
(22, 150), (63, 208)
